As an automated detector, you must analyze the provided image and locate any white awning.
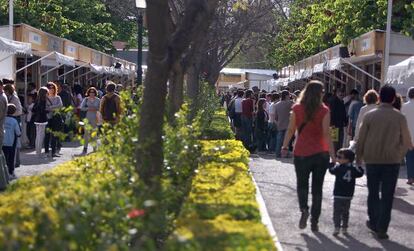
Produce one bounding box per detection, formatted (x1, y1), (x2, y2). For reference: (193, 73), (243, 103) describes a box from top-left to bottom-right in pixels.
(90, 64), (106, 74)
(32, 51), (76, 67)
(326, 58), (342, 71)
(313, 63), (325, 73)
(90, 64), (134, 76)
(55, 52), (75, 67)
(386, 56), (414, 85)
(0, 36), (32, 55)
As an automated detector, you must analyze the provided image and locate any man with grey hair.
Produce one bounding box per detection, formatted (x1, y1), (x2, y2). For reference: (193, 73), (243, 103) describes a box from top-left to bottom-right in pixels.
(401, 87), (414, 185)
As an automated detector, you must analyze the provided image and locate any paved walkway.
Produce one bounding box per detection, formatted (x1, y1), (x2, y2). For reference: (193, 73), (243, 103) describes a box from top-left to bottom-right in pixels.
(15, 142), (91, 178)
(250, 154), (414, 251)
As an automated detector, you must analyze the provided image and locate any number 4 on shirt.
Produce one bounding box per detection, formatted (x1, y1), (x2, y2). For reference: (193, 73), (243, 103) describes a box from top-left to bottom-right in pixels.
(342, 170), (352, 182)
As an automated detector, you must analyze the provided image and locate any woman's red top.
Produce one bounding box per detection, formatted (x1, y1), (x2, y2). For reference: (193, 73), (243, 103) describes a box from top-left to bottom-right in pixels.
(293, 103), (330, 157)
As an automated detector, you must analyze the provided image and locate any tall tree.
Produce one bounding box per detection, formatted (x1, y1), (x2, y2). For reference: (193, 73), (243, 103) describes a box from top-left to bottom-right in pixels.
(268, 0), (414, 70)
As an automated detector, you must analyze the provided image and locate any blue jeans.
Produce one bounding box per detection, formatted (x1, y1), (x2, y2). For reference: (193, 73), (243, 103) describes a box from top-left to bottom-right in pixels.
(405, 150), (414, 179)
(366, 164), (400, 233)
(241, 116), (253, 148)
(275, 129), (287, 158)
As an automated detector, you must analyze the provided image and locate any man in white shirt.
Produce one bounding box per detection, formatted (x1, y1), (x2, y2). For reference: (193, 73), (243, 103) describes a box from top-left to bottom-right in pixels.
(401, 87), (414, 185)
(267, 93), (280, 153)
(232, 90), (244, 139)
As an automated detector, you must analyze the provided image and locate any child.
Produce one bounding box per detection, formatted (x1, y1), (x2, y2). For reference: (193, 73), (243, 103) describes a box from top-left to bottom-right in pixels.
(329, 148), (364, 236)
(2, 104), (21, 180)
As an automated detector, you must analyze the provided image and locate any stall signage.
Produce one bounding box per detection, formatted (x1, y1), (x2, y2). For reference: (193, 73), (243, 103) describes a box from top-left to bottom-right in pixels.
(66, 45), (77, 55)
(29, 32), (42, 45)
(361, 38), (371, 52)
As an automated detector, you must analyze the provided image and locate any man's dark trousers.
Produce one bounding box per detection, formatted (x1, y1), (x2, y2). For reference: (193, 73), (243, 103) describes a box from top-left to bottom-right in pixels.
(366, 164), (399, 234)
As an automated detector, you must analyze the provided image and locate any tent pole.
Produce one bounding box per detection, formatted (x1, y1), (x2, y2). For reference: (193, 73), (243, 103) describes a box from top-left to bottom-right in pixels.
(16, 51), (55, 74)
(58, 62), (89, 78)
(342, 59), (382, 83)
(24, 55), (27, 106)
(74, 70), (91, 80)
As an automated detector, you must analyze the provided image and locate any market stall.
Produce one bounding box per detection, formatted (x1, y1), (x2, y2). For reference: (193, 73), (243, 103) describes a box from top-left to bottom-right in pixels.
(387, 56), (414, 96)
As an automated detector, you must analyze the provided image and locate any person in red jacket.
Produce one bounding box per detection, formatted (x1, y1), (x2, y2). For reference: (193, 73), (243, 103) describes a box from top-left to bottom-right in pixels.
(241, 90), (254, 149)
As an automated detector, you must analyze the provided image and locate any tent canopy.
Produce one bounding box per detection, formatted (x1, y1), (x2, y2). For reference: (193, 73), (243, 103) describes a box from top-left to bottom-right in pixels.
(32, 51), (76, 67)
(0, 36), (32, 55)
(386, 56), (414, 95)
(386, 56), (414, 85)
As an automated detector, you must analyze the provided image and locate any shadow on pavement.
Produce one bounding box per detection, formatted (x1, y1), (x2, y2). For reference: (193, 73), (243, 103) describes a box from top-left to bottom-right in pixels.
(380, 239), (414, 251)
(393, 197), (414, 215)
(19, 156), (57, 166)
(256, 180), (296, 192)
(301, 232), (383, 251)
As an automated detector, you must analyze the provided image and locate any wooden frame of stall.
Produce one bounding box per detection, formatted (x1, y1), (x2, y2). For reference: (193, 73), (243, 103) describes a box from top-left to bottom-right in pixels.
(3, 23), (136, 93)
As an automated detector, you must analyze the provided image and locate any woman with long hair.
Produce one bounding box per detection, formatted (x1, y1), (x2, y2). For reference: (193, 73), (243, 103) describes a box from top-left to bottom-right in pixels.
(45, 82), (63, 158)
(80, 87), (101, 155)
(32, 87), (49, 156)
(281, 80), (335, 231)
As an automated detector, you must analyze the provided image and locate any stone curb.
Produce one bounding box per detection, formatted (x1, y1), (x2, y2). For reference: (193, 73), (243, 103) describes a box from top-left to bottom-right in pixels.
(249, 160), (284, 251)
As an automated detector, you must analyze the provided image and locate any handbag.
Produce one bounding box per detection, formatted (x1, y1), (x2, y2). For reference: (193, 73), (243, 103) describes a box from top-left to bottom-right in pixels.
(331, 127), (339, 142)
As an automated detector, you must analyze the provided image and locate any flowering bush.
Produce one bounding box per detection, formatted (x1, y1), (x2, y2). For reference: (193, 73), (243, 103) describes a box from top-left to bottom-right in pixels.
(166, 140), (275, 250)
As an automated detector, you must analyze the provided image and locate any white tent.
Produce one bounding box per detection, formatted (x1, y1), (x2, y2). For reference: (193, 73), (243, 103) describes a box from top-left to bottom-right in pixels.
(0, 36), (31, 55)
(0, 36), (32, 79)
(387, 56), (414, 95)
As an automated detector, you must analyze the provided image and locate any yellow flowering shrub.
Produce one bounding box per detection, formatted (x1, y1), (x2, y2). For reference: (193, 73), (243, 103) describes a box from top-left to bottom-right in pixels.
(166, 140), (276, 251)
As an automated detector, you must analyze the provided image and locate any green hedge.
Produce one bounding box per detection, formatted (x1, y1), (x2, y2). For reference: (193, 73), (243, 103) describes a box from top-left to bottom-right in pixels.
(202, 109), (234, 141)
(0, 153), (142, 250)
(166, 140), (276, 251)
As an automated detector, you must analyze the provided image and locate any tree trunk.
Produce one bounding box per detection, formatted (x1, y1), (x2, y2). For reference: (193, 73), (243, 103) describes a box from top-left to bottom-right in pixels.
(167, 62), (184, 122)
(136, 0), (170, 187)
(186, 64), (200, 100)
(207, 67), (221, 87)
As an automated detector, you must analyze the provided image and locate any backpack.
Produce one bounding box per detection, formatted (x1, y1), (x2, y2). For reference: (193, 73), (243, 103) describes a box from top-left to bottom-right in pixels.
(102, 95), (118, 122)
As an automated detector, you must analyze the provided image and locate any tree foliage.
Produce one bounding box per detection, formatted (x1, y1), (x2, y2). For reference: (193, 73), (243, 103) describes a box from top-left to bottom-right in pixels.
(269, 0), (414, 69)
(0, 0), (137, 52)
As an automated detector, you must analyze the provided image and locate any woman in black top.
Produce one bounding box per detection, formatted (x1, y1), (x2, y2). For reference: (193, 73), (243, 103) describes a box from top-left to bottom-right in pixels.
(255, 98), (269, 152)
(32, 87), (48, 157)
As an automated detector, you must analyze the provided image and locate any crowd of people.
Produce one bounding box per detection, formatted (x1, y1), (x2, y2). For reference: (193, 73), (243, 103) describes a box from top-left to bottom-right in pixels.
(0, 79), (123, 185)
(222, 81), (414, 239)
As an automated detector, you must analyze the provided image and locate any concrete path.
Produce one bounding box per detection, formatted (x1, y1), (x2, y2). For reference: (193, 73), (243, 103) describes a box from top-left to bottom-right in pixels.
(15, 142), (92, 178)
(250, 154), (414, 251)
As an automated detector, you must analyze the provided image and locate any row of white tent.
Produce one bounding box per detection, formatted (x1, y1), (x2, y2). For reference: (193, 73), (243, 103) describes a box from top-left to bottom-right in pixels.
(0, 36), (135, 80)
(269, 56), (414, 96)
(270, 58), (383, 89)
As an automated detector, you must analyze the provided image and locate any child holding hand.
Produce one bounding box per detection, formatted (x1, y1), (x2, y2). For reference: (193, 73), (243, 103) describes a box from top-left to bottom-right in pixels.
(329, 148), (364, 236)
